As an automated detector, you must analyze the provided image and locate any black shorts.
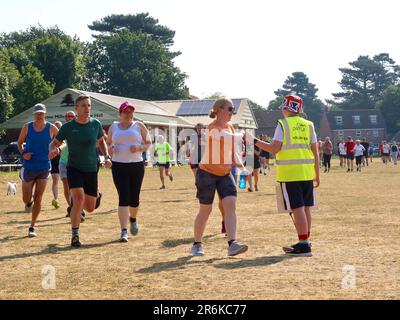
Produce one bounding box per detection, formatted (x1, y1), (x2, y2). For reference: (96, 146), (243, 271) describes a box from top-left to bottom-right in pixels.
(254, 158), (261, 169)
(382, 153), (390, 157)
(67, 166), (98, 197)
(196, 169), (237, 205)
(346, 153), (355, 160)
(363, 152), (368, 158)
(279, 181), (314, 210)
(51, 156), (60, 174)
(355, 156), (363, 165)
(159, 162), (170, 169)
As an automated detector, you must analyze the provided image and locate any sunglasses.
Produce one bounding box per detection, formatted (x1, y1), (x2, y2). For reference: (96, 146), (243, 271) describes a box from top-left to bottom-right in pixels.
(223, 106), (234, 112)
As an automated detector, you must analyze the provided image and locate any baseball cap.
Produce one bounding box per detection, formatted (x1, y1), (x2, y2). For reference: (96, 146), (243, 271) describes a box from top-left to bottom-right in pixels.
(119, 101), (135, 113)
(33, 104), (47, 114)
(278, 95), (303, 114)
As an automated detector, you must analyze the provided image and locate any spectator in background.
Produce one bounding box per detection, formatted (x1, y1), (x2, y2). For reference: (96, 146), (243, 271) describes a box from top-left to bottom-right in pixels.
(390, 141), (398, 165)
(360, 137), (370, 167)
(338, 138), (346, 167)
(322, 137), (333, 173)
(382, 141), (390, 164)
(345, 136), (356, 172)
(353, 140), (365, 172)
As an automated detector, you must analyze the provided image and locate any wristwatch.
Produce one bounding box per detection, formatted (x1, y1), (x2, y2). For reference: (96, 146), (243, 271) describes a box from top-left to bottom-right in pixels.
(105, 155), (112, 161)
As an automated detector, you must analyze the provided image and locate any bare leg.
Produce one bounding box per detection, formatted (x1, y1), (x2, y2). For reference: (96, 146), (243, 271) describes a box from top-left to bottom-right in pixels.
(292, 206), (309, 239)
(61, 178), (71, 206)
(51, 173), (59, 200)
(22, 180), (35, 206)
(118, 206), (130, 230)
(30, 179), (48, 227)
(194, 204), (213, 242)
(129, 206), (139, 219)
(222, 197), (237, 242)
(159, 167), (165, 187)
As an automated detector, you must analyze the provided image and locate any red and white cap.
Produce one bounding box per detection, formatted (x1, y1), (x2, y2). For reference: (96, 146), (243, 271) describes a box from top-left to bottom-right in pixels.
(279, 95), (303, 114)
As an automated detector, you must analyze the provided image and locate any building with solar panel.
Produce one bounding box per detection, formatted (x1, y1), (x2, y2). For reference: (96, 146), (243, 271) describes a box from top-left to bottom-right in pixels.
(0, 89), (259, 164)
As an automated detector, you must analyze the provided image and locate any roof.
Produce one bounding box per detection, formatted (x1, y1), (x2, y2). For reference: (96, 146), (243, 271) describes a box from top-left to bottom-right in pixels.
(252, 109), (282, 129)
(325, 110), (386, 130)
(155, 98), (257, 129)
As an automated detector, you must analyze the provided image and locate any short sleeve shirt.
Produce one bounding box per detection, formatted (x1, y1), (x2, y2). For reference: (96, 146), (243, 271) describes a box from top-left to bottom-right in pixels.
(56, 118), (103, 172)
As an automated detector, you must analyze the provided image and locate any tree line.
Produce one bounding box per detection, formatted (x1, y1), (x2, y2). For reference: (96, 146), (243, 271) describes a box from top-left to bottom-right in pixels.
(264, 54), (400, 135)
(1, 13), (400, 136)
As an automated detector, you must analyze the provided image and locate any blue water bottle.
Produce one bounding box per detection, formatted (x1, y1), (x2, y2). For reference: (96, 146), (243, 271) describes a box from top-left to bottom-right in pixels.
(239, 173), (247, 189)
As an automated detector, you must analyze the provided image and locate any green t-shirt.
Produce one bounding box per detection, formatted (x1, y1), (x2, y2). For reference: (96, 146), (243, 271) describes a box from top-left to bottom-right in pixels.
(59, 144), (69, 165)
(56, 118), (103, 172)
(155, 142), (172, 163)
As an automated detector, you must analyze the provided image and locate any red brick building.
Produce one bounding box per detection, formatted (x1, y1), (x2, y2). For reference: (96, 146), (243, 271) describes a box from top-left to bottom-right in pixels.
(319, 110), (387, 150)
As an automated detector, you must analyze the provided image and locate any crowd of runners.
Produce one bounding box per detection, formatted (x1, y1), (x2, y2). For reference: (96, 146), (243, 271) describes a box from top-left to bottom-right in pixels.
(13, 93), (397, 258)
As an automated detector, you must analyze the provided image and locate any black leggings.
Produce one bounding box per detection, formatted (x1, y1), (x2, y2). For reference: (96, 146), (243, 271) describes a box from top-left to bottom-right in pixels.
(112, 161), (145, 207)
(323, 154), (332, 169)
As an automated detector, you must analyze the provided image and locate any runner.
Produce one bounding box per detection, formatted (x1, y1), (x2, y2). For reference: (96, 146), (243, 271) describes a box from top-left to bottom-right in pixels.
(155, 135), (174, 189)
(49, 94), (112, 248)
(107, 102), (151, 242)
(360, 137), (370, 167)
(17, 104), (59, 237)
(345, 136), (356, 172)
(191, 98), (249, 257)
(338, 138), (346, 167)
(59, 111), (75, 218)
(353, 140), (365, 172)
(50, 121), (62, 209)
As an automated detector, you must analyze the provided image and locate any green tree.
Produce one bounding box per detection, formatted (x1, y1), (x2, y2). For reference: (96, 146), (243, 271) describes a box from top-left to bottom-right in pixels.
(86, 30), (188, 100)
(0, 74), (14, 124)
(205, 92), (224, 99)
(88, 13), (176, 48)
(269, 72), (325, 128)
(0, 48), (20, 90)
(377, 85), (400, 135)
(332, 53), (400, 109)
(0, 26), (87, 93)
(12, 64), (54, 116)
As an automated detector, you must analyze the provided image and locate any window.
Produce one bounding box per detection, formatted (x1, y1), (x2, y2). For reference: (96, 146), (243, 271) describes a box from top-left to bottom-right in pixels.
(369, 115), (377, 124)
(352, 115), (360, 125)
(335, 116), (343, 125)
(373, 129), (379, 138)
(356, 130), (362, 138)
(338, 130), (344, 138)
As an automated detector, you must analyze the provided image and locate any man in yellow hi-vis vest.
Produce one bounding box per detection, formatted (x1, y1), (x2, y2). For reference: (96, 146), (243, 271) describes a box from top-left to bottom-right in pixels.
(252, 94), (320, 257)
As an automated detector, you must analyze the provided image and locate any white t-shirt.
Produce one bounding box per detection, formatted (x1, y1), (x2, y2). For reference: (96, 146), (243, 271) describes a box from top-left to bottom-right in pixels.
(273, 123), (317, 143)
(382, 144), (391, 154)
(338, 143), (346, 155)
(353, 144), (365, 157)
(111, 121), (144, 163)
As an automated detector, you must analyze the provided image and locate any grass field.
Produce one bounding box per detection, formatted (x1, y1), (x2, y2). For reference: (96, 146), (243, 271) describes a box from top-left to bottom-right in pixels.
(0, 159), (399, 300)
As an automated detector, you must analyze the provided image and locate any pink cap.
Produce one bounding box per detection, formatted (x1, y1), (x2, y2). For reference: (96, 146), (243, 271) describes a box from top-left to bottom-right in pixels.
(119, 101), (135, 113)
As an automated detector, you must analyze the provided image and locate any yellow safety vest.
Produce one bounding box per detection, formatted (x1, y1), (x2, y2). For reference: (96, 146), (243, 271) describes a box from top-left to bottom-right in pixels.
(275, 116), (315, 182)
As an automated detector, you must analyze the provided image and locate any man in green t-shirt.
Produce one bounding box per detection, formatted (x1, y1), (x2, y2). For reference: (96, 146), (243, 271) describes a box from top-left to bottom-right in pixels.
(155, 135), (174, 189)
(49, 95), (112, 248)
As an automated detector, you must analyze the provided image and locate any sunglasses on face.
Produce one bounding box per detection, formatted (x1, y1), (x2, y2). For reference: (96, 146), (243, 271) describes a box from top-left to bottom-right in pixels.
(223, 106), (234, 112)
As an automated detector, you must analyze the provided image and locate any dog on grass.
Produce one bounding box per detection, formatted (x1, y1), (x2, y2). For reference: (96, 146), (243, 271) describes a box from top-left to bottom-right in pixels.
(7, 182), (17, 196)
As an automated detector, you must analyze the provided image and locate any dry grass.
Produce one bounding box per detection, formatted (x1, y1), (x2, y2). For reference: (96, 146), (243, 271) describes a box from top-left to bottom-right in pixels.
(0, 159), (399, 300)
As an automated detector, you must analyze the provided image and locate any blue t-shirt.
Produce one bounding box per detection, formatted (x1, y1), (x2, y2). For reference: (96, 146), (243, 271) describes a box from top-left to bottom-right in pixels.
(23, 122), (52, 171)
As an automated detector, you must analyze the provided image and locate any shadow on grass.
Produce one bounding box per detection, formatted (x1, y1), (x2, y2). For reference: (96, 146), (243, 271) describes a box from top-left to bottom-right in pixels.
(2, 210), (27, 215)
(91, 209), (117, 216)
(7, 216), (66, 225)
(0, 240), (119, 262)
(162, 234), (217, 248)
(0, 235), (29, 243)
(159, 200), (187, 204)
(137, 256), (226, 274)
(214, 255), (294, 269)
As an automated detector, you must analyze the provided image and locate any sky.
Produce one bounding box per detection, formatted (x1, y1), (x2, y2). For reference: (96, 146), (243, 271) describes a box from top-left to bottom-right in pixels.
(1, 0), (400, 107)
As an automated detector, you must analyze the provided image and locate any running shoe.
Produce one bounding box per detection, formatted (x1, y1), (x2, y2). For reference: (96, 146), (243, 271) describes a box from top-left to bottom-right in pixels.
(130, 220), (139, 236)
(71, 235), (81, 248)
(52, 199), (60, 209)
(190, 243), (204, 256)
(228, 241), (248, 256)
(284, 242), (312, 257)
(28, 227), (37, 238)
(119, 230), (129, 243)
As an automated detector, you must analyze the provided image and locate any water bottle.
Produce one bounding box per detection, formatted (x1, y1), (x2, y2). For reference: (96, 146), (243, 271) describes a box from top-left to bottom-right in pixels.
(239, 173), (247, 189)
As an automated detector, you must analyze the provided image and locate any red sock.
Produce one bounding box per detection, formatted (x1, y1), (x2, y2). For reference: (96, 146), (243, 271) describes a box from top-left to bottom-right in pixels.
(298, 234), (309, 241)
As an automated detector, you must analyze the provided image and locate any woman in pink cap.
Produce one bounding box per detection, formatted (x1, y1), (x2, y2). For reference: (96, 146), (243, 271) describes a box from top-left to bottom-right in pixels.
(107, 102), (152, 242)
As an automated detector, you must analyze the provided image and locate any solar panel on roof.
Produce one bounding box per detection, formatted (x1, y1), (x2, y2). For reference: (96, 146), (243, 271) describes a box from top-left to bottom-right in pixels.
(177, 99), (242, 116)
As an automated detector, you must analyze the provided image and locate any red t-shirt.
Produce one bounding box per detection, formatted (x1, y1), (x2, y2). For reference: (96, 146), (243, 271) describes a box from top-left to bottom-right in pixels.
(345, 141), (356, 154)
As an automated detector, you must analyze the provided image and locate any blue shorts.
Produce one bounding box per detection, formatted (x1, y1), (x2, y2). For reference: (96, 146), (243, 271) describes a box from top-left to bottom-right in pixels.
(196, 169), (237, 205)
(20, 168), (50, 182)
